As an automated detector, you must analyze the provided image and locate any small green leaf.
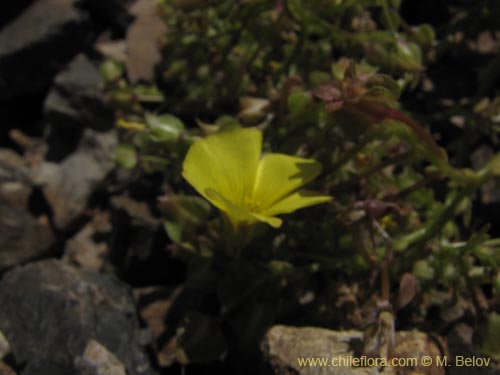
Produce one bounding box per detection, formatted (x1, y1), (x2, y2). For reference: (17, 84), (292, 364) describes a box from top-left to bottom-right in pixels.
(160, 195), (211, 244)
(363, 86), (398, 107)
(115, 143), (137, 169)
(100, 59), (124, 83)
(146, 113), (185, 142)
(366, 74), (401, 104)
(474, 313), (500, 360)
(268, 260), (294, 276)
(164, 220), (184, 244)
(287, 91), (320, 123)
(412, 260), (435, 281)
(309, 71), (331, 87)
(410, 24), (435, 51)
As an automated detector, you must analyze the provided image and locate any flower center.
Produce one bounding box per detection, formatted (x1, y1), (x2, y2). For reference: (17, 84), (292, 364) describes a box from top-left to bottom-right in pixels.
(244, 196), (262, 212)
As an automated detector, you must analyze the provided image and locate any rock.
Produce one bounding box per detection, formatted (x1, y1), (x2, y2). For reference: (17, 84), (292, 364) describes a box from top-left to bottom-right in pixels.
(0, 329), (10, 360)
(34, 129), (117, 229)
(126, 0), (166, 83)
(0, 149), (32, 209)
(96, 39), (128, 63)
(8, 130), (48, 169)
(111, 195), (159, 229)
(392, 331), (447, 375)
(75, 340), (126, 375)
(0, 259), (156, 375)
(0, 149), (55, 271)
(0, 362), (17, 375)
(0, 0), (34, 30)
(446, 324), (500, 375)
(0, 0), (92, 99)
(134, 286), (184, 367)
(261, 325), (446, 375)
(44, 54), (114, 133)
(63, 211), (112, 271)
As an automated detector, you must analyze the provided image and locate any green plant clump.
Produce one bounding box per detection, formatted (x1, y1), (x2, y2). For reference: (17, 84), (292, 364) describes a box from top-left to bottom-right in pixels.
(104, 0), (500, 370)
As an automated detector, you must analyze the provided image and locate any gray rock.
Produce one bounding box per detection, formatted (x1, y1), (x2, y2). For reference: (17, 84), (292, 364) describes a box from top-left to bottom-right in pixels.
(34, 129), (117, 229)
(262, 326), (376, 375)
(63, 211), (111, 272)
(0, 149), (55, 271)
(0, 362), (17, 375)
(126, 0), (166, 83)
(446, 324), (500, 375)
(75, 340), (127, 375)
(0, 0), (91, 99)
(0, 259), (156, 375)
(261, 325), (446, 375)
(0, 204), (54, 271)
(133, 286), (183, 367)
(0, 0), (34, 30)
(44, 54), (114, 132)
(0, 149), (31, 209)
(0, 329), (10, 360)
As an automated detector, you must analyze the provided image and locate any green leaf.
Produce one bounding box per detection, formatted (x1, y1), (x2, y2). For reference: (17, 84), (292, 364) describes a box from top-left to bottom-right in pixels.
(100, 59), (124, 82)
(309, 71), (331, 87)
(160, 195), (211, 244)
(115, 143), (137, 169)
(146, 113), (185, 142)
(287, 91), (318, 123)
(268, 260), (294, 276)
(164, 220), (184, 244)
(410, 24), (435, 51)
(365, 37), (423, 74)
(474, 313), (500, 360)
(366, 74), (401, 103)
(363, 86), (398, 107)
(288, 91), (311, 114)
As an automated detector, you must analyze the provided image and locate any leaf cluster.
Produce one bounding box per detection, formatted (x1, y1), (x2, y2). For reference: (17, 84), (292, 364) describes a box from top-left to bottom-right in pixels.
(102, 0), (500, 367)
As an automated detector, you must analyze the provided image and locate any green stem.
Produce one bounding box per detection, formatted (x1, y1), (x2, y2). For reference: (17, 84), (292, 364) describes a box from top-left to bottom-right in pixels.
(327, 130), (378, 178)
(220, 273), (271, 319)
(398, 186), (476, 269)
(383, 173), (439, 202)
(329, 151), (415, 193)
(378, 0), (397, 34)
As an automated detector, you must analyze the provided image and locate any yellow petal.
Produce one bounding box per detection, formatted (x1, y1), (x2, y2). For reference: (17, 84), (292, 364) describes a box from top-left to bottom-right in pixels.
(260, 190), (331, 217)
(252, 154), (323, 210)
(206, 189), (282, 228)
(205, 188), (256, 227)
(182, 128), (262, 207)
(250, 213), (282, 228)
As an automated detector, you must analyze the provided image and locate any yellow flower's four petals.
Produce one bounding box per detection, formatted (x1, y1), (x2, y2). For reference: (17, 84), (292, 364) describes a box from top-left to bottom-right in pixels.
(252, 154), (323, 210)
(261, 189), (331, 217)
(182, 128), (262, 206)
(182, 128), (331, 230)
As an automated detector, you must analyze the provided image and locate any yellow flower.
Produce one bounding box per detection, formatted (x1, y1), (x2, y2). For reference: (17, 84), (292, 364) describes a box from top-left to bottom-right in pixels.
(182, 128), (330, 229)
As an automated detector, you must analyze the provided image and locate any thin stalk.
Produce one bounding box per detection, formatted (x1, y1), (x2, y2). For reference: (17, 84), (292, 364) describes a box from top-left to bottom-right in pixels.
(329, 151), (415, 193)
(330, 132), (378, 172)
(378, 0), (397, 34)
(383, 173), (440, 202)
(397, 186), (477, 271)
